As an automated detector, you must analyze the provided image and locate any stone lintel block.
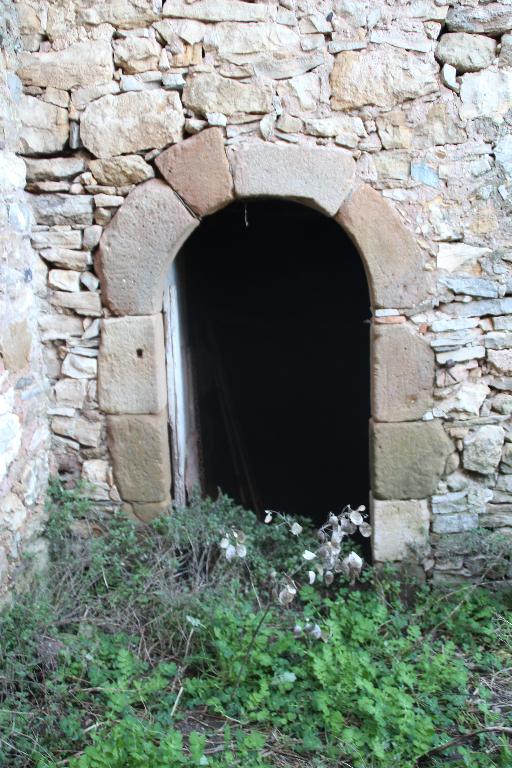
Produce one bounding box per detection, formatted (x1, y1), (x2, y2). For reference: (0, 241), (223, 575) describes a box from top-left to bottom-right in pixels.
(99, 314), (167, 414)
(372, 323), (434, 422)
(227, 142), (356, 217)
(372, 420), (452, 500)
(156, 127), (234, 217)
(336, 184), (429, 309)
(372, 497), (430, 562)
(108, 411), (171, 503)
(97, 179), (198, 315)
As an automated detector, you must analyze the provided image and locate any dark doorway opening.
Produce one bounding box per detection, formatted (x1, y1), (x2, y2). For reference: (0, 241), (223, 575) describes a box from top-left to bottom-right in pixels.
(174, 199), (371, 526)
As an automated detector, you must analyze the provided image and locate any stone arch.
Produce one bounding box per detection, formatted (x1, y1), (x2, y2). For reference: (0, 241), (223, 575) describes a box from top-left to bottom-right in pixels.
(97, 132), (447, 559)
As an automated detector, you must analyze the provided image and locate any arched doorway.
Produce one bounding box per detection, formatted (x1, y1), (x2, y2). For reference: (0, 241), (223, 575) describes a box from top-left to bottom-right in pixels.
(169, 200), (370, 524)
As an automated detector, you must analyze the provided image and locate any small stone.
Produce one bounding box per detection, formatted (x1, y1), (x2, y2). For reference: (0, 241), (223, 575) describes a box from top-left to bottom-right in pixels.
(432, 512), (478, 533)
(82, 459), (111, 500)
(48, 269), (81, 292)
(29, 194), (93, 226)
(488, 348), (512, 374)
(17, 95), (69, 156)
(463, 424), (505, 474)
(411, 163), (439, 188)
(446, 4), (512, 36)
(441, 62), (460, 92)
(330, 47), (438, 110)
(485, 331), (512, 349)
(162, 73), (186, 90)
(113, 36), (161, 73)
(207, 112), (227, 127)
(89, 155), (154, 186)
(94, 194), (124, 208)
(495, 134), (512, 178)
(436, 33), (496, 73)
(52, 416), (101, 448)
(17, 41), (114, 89)
(81, 272), (100, 292)
(500, 34), (512, 68)
(276, 114), (302, 133)
(81, 90), (184, 159)
(94, 208), (114, 226)
(61, 353), (97, 379)
(440, 275), (498, 298)
(437, 382), (490, 418)
(39, 315), (84, 341)
(493, 394), (512, 415)
(436, 346), (485, 364)
(71, 81), (120, 110)
(303, 115), (365, 139)
(83, 225), (103, 250)
(40, 247), (91, 270)
(50, 291), (102, 317)
(460, 70), (512, 121)
(31, 230), (83, 250)
(24, 156), (87, 181)
(437, 242), (490, 273)
(0, 321), (32, 371)
(55, 379), (87, 409)
(432, 490), (467, 515)
(444, 298), (512, 318)
(183, 72), (273, 116)
(254, 51), (325, 80)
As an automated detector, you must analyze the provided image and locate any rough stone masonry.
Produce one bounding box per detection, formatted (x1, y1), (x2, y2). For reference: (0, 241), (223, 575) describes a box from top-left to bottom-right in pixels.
(1, 0), (512, 595)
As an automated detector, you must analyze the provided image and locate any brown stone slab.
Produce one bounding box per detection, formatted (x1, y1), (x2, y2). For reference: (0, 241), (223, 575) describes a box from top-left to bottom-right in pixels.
(156, 128), (234, 217)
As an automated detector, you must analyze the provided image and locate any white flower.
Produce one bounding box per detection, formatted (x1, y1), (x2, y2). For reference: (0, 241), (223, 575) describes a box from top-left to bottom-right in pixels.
(291, 522), (303, 536)
(302, 549), (316, 561)
(359, 522), (371, 538)
(220, 537), (229, 549)
(349, 509), (364, 526)
(324, 570), (334, 586)
(309, 624), (322, 640)
(264, 510), (273, 524)
(342, 551), (363, 584)
(225, 544), (236, 561)
(236, 543), (247, 559)
(308, 570), (316, 584)
(278, 584), (297, 605)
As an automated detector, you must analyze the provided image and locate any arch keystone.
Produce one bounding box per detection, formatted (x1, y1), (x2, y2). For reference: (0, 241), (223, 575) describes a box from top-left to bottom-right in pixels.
(227, 141), (356, 216)
(97, 178), (198, 316)
(336, 184), (429, 309)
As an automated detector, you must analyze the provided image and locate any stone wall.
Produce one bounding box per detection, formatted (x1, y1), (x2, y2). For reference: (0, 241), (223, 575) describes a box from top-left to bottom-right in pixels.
(6, 0), (512, 586)
(0, 0), (49, 601)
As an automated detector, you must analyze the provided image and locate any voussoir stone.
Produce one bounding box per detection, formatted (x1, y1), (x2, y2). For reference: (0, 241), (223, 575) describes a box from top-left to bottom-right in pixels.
(372, 498), (430, 561)
(372, 324), (434, 422)
(183, 72), (273, 117)
(98, 315), (167, 415)
(330, 46), (438, 111)
(17, 41), (113, 90)
(372, 420), (453, 500)
(97, 179), (198, 315)
(436, 33), (496, 73)
(81, 90), (184, 159)
(107, 411), (172, 503)
(17, 95), (68, 156)
(336, 184), (428, 309)
(446, 3), (512, 36)
(156, 128), (233, 216)
(88, 155), (154, 186)
(227, 142), (355, 217)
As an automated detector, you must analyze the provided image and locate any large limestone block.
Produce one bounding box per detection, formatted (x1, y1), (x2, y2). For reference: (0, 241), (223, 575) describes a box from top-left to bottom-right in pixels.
(47, 0), (160, 38)
(372, 324), (434, 422)
(25, 156), (86, 181)
(163, 0), (267, 22)
(336, 184), (428, 309)
(436, 33), (496, 73)
(372, 421), (452, 500)
(203, 22), (299, 56)
(156, 128), (233, 216)
(17, 95), (68, 156)
(89, 155), (154, 185)
(17, 41), (113, 89)
(107, 411), (172, 502)
(330, 46), (438, 111)
(183, 72), (273, 117)
(446, 4), (512, 36)
(81, 91), (184, 159)
(372, 498), (430, 561)
(99, 315), (167, 414)
(460, 70), (512, 121)
(227, 142), (355, 217)
(97, 179), (198, 315)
